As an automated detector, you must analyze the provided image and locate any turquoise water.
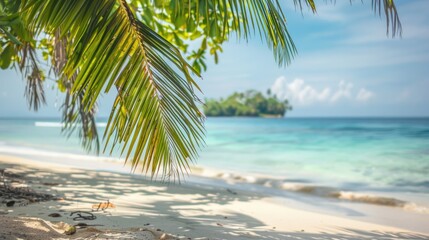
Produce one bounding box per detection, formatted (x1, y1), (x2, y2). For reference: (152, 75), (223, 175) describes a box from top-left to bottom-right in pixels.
(1, 117), (429, 194)
(201, 118), (429, 192)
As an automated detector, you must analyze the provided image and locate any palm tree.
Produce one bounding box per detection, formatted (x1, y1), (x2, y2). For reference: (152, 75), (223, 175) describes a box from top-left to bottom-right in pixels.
(0, 0), (401, 179)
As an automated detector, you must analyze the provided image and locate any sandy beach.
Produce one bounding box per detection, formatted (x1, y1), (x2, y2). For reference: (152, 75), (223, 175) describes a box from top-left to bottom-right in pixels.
(1, 154), (428, 240)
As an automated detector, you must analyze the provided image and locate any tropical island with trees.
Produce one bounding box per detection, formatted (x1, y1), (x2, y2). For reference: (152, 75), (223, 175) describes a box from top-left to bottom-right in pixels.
(204, 90), (292, 117)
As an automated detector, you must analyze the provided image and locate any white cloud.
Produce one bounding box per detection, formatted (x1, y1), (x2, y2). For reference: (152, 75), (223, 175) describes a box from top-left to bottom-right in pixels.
(356, 88), (374, 102)
(331, 80), (353, 102)
(271, 77), (331, 105)
(271, 77), (374, 105)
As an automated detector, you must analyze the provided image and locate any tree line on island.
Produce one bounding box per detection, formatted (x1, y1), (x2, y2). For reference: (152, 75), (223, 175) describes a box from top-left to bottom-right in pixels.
(204, 90), (292, 117)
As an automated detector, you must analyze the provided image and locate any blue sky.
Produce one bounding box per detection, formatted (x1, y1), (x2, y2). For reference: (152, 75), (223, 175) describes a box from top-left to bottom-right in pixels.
(1, 1), (428, 117)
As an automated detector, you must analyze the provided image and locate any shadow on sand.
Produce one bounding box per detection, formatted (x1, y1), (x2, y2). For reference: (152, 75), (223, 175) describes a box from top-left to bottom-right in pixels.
(1, 161), (428, 240)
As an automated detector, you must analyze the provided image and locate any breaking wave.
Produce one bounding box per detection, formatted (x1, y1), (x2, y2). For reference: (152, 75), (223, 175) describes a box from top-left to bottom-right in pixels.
(213, 172), (429, 214)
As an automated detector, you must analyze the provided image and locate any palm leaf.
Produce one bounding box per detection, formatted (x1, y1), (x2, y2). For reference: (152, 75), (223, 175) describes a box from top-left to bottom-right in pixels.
(291, 0), (402, 37)
(51, 31), (100, 154)
(293, 0), (317, 13)
(19, 42), (46, 111)
(168, 0), (298, 66)
(20, 0), (205, 179)
(372, 0), (402, 37)
(0, 5), (46, 110)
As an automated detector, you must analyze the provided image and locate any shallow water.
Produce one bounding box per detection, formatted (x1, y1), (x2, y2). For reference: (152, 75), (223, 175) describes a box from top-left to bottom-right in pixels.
(1, 117), (428, 202)
(201, 117), (429, 192)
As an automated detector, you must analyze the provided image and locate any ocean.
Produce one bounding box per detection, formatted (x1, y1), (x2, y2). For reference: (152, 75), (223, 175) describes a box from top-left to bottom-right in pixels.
(1, 117), (429, 209)
(201, 117), (429, 192)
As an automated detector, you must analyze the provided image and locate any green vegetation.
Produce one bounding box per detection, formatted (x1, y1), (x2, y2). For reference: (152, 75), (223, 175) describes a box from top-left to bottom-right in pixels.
(204, 90), (292, 117)
(0, 0), (402, 178)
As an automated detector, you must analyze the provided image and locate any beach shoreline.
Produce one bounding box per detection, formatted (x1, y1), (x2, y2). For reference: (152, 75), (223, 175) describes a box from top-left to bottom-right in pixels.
(2, 142), (429, 216)
(1, 153), (429, 239)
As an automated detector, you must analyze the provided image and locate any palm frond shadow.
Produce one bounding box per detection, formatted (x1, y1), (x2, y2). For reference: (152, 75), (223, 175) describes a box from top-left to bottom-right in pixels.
(2, 162), (427, 240)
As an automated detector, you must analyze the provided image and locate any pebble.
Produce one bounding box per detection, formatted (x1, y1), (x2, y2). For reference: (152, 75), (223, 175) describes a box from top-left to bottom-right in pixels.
(48, 213), (62, 217)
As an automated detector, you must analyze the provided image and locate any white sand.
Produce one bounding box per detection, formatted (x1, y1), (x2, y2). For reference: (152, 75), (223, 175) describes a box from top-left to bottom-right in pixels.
(1, 154), (428, 240)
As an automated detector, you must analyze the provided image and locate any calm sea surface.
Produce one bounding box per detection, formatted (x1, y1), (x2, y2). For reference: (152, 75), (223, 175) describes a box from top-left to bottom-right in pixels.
(1, 117), (429, 194)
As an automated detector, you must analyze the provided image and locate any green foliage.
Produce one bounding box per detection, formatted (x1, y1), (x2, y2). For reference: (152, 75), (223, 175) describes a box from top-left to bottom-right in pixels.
(129, 0), (299, 75)
(204, 90), (292, 117)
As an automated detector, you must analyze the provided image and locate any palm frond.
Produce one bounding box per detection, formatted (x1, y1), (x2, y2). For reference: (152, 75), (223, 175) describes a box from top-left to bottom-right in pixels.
(292, 0), (402, 37)
(0, 2), (46, 111)
(51, 30), (100, 153)
(20, 0), (205, 179)
(18, 42), (46, 111)
(372, 0), (402, 37)
(293, 0), (317, 13)
(165, 0), (297, 66)
(62, 88), (100, 154)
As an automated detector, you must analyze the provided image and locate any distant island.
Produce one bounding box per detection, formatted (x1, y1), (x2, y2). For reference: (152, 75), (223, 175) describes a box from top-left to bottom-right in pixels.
(204, 90), (292, 117)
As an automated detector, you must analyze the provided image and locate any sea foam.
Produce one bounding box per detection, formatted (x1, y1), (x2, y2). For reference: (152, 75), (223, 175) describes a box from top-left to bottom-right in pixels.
(212, 171), (429, 214)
